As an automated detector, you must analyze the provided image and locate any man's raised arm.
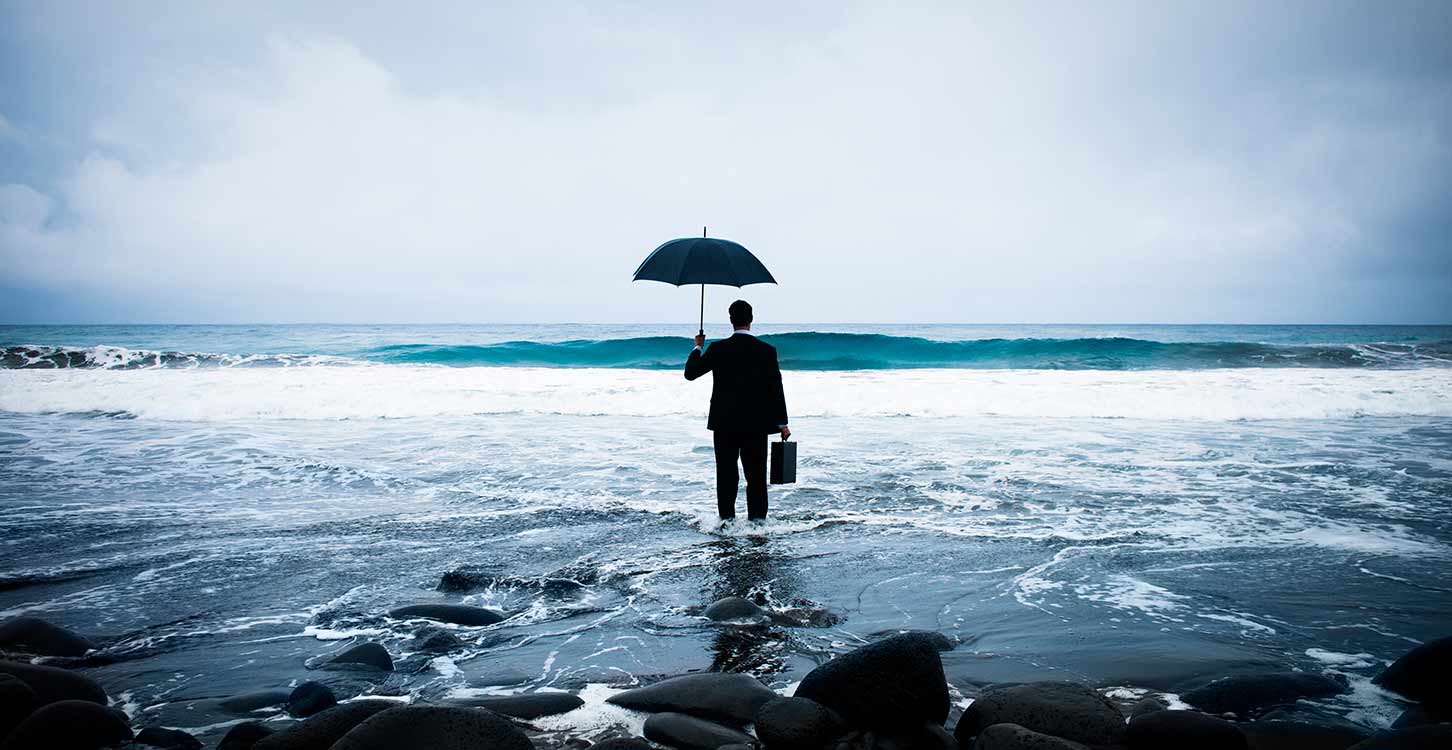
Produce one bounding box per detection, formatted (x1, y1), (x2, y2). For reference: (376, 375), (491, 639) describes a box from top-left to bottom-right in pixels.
(685, 333), (712, 381)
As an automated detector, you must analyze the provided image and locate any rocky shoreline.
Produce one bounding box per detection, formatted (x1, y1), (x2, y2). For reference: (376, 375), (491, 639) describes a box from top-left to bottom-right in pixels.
(1, 606), (1448, 750)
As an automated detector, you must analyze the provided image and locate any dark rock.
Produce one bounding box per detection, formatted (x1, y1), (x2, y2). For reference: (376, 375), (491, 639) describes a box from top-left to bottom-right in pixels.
(868, 630), (956, 652)
(218, 722), (275, 750)
(753, 696), (846, 750)
(444, 692), (585, 718)
(413, 627), (463, 652)
(438, 567), (590, 596)
(1128, 695), (1168, 719)
(1347, 725), (1452, 749)
(1259, 705), (1375, 736)
(1393, 704), (1450, 729)
(0, 617), (95, 657)
(388, 604), (505, 626)
(327, 642), (394, 671)
(642, 712), (755, 750)
(0, 660), (108, 706)
(0, 698), (133, 749)
(607, 673), (777, 724)
(974, 723), (1088, 750)
(704, 597), (765, 621)
(871, 723), (960, 750)
(252, 699), (396, 750)
(0, 673), (38, 739)
(1124, 709), (1247, 750)
(219, 689), (292, 714)
(796, 632), (950, 730)
(286, 682), (337, 717)
(954, 682), (1123, 746)
(134, 726), (203, 749)
(924, 723), (958, 750)
(589, 738), (655, 750)
(1242, 719), (1371, 749)
(331, 705), (534, 750)
(437, 568), (494, 593)
(1373, 636), (1452, 709)
(1181, 672), (1349, 718)
(768, 608), (843, 629)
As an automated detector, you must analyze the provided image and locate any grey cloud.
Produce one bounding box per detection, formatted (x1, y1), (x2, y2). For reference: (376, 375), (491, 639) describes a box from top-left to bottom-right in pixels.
(0, 0), (1448, 323)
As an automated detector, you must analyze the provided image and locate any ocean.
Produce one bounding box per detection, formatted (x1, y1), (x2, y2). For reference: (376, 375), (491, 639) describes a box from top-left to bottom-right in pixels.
(2, 323), (1450, 738)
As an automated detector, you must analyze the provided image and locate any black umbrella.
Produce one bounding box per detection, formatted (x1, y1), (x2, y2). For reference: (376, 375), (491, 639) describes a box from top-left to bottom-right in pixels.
(632, 227), (777, 335)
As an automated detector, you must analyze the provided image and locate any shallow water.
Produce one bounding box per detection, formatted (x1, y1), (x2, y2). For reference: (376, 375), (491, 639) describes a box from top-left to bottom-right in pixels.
(1, 325), (1450, 739)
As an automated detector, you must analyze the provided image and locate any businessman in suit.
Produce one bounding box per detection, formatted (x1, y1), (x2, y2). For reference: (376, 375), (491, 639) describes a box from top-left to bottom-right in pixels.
(685, 300), (790, 521)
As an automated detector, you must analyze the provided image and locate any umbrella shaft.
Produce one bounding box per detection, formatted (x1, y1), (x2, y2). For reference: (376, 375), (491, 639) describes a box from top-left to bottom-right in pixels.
(699, 284), (704, 335)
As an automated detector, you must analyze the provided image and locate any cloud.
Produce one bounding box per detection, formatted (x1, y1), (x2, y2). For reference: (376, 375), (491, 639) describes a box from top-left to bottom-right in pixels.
(1, 2), (1450, 323)
(0, 114), (20, 143)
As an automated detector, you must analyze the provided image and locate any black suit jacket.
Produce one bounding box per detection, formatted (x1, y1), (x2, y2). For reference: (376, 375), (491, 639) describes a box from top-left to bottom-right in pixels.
(684, 333), (788, 433)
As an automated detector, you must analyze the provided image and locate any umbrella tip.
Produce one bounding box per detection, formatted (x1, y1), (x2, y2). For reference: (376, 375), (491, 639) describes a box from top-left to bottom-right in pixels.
(703, 225), (707, 238)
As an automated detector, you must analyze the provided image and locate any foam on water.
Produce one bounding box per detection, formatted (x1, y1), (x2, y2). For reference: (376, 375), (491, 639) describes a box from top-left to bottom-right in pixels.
(3, 365), (1450, 421)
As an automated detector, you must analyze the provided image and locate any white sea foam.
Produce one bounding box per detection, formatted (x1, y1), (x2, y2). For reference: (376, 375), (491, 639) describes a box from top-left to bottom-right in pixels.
(2, 366), (1450, 422)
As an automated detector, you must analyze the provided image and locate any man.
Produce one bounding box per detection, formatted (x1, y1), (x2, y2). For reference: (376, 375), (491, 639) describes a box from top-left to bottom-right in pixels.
(685, 300), (790, 521)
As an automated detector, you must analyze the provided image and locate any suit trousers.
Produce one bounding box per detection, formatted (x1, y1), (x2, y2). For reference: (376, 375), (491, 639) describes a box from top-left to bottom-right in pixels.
(713, 430), (768, 520)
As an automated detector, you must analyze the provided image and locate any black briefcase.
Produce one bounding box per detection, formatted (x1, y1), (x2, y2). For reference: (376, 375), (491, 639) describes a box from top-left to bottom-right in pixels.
(770, 440), (796, 484)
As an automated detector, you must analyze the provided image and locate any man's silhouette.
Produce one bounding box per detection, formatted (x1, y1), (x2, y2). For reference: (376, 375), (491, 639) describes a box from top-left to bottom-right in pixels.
(685, 300), (789, 521)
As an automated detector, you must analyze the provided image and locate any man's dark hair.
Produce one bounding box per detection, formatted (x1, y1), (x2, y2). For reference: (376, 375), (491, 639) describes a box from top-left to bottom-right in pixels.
(729, 300), (753, 327)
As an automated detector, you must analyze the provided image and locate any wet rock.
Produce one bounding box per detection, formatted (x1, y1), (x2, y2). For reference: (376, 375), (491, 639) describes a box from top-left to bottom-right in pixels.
(974, 723), (1089, 750)
(413, 627), (464, 652)
(331, 705), (534, 750)
(388, 604), (506, 626)
(252, 699), (396, 750)
(437, 568), (498, 593)
(1124, 709), (1247, 750)
(642, 712), (755, 750)
(219, 688), (292, 714)
(1180, 672), (1349, 718)
(439, 567), (590, 597)
(753, 696), (846, 750)
(768, 608), (843, 628)
(0, 699), (133, 749)
(326, 642), (394, 671)
(0, 617), (95, 657)
(955, 682), (1123, 747)
(1373, 636), (1452, 709)
(1128, 695), (1169, 719)
(0, 673), (38, 739)
(1242, 718), (1371, 749)
(796, 632), (950, 730)
(285, 682), (337, 717)
(218, 722), (275, 750)
(0, 660), (108, 706)
(1347, 725), (1452, 749)
(704, 597), (765, 621)
(589, 738), (655, 750)
(445, 692), (585, 718)
(607, 673), (777, 724)
(868, 630), (957, 652)
(134, 726), (203, 749)
(1392, 704), (1450, 729)
(870, 723), (959, 750)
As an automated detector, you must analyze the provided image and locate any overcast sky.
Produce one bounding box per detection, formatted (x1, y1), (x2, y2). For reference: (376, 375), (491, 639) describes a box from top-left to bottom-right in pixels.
(1, 1), (1449, 324)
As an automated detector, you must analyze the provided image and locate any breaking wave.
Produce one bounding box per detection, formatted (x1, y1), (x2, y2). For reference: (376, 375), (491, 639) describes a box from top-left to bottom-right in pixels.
(6, 334), (1452, 371)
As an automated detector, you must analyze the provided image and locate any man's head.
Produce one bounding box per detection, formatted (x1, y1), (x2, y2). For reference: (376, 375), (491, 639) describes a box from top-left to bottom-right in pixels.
(729, 300), (753, 329)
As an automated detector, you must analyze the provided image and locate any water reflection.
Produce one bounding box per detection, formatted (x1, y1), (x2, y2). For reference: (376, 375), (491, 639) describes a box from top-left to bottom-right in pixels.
(705, 536), (799, 674)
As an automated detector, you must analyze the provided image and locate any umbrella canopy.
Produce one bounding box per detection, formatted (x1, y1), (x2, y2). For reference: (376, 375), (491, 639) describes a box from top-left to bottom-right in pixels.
(632, 237), (777, 287)
(632, 229), (777, 334)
